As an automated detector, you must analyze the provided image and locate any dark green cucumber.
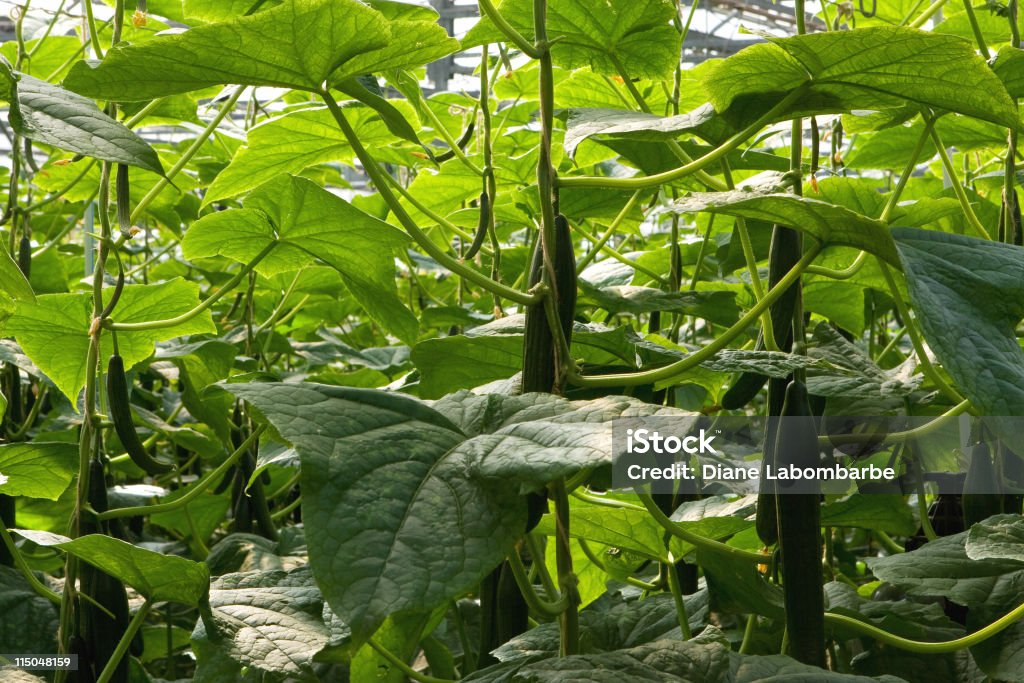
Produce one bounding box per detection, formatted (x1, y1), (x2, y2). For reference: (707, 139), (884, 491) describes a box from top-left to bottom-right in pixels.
(116, 164), (132, 237)
(17, 235), (31, 278)
(723, 225), (802, 411)
(76, 458), (135, 683)
(755, 415), (781, 546)
(464, 191), (489, 260)
(774, 380), (825, 667)
(755, 225), (802, 545)
(434, 120), (475, 163)
(107, 354), (172, 475)
(481, 218), (576, 666)
(0, 495), (14, 566)
(521, 214), (576, 393)
(963, 442), (1001, 527)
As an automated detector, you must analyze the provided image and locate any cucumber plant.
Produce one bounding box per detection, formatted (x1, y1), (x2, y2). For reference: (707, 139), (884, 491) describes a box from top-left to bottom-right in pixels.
(3, 1), (1024, 682)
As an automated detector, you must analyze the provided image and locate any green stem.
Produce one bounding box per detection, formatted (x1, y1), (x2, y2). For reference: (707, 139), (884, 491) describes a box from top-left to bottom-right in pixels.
(23, 159), (97, 213)
(898, 0), (930, 25)
(637, 492), (771, 564)
(83, 0), (105, 58)
(270, 495), (301, 522)
(26, 0), (67, 59)
(319, 88), (540, 306)
(608, 53), (726, 191)
(577, 539), (659, 591)
(5, 384), (47, 440)
(665, 552), (692, 640)
(739, 614), (757, 654)
(824, 600), (1024, 653)
(961, 0), (991, 59)
(877, 261), (965, 404)
(95, 600), (151, 683)
(569, 244), (821, 387)
(477, 0), (540, 58)
(820, 398), (971, 447)
(805, 251), (867, 279)
(506, 549), (569, 618)
(418, 98), (483, 176)
(879, 118), (935, 223)
(0, 525), (61, 605)
(567, 219), (666, 285)
(367, 637), (455, 683)
(95, 426), (266, 520)
(526, 532), (559, 597)
(909, 0), (951, 28)
(131, 87), (246, 224)
(381, 172), (492, 257)
(874, 530), (905, 555)
(551, 477), (579, 655)
(928, 122), (991, 239)
(557, 89), (804, 190)
(571, 488), (646, 511)
(574, 190), (642, 274)
(123, 97), (170, 128)
(107, 243), (276, 331)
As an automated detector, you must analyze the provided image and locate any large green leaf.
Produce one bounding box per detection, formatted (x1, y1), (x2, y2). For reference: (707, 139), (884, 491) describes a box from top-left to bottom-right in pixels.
(17, 532), (209, 606)
(868, 527), (1024, 617)
(701, 27), (1018, 129)
(0, 566), (59, 660)
(64, 0), (391, 99)
(203, 105), (398, 206)
(183, 174), (417, 343)
(182, 0), (283, 23)
(820, 495), (916, 535)
(463, 0), (681, 80)
(966, 514), (1024, 563)
(466, 627), (905, 682)
(412, 335), (522, 399)
(6, 279), (217, 404)
(493, 590), (709, 661)
(329, 19), (458, 84)
(191, 566), (331, 680)
(0, 442), (77, 500)
(993, 46), (1024, 99)
(224, 383), (696, 640)
(670, 190), (900, 265)
(222, 382), (525, 642)
(8, 74), (164, 175)
(893, 229), (1024, 419)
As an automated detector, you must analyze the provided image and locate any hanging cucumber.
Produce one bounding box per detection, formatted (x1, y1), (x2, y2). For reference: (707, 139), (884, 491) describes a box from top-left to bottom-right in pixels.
(464, 191), (490, 260)
(0, 496), (13, 567)
(107, 354), (172, 475)
(521, 214), (576, 393)
(755, 225), (802, 545)
(18, 235), (31, 278)
(774, 379), (825, 667)
(962, 442), (1002, 527)
(76, 458), (138, 683)
(115, 164), (133, 237)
